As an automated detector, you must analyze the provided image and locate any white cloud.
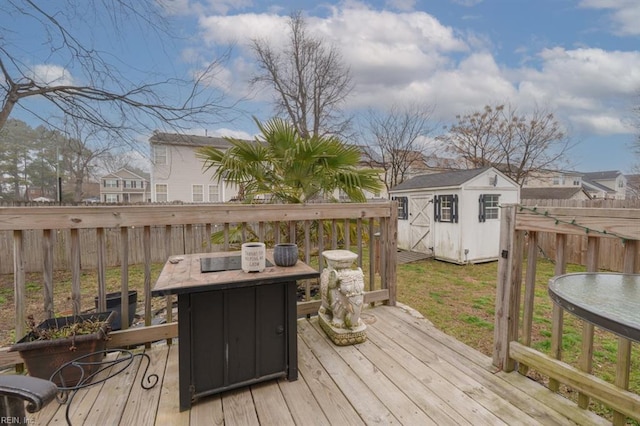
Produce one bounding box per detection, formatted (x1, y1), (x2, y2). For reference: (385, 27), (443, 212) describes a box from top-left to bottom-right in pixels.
(569, 113), (633, 135)
(193, 3), (639, 139)
(30, 65), (74, 86)
(579, 0), (640, 36)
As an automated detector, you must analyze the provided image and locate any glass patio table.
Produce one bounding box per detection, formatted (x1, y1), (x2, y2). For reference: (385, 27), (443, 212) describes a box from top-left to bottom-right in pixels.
(548, 272), (640, 343)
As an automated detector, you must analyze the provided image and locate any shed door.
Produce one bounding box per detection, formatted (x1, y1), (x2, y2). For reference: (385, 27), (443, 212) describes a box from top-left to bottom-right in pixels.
(409, 195), (432, 254)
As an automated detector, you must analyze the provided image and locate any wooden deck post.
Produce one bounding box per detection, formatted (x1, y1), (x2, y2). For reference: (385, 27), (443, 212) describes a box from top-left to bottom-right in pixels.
(386, 201), (398, 306)
(613, 239), (638, 425)
(493, 204), (523, 372)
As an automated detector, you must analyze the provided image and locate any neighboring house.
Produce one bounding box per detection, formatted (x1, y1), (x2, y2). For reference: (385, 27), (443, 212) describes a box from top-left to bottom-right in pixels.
(524, 169), (584, 188)
(100, 169), (150, 203)
(389, 167), (520, 264)
(520, 187), (590, 200)
(149, 132), (242, 203)
(582, 170), (626, 200)
(522, 169), (627, 200)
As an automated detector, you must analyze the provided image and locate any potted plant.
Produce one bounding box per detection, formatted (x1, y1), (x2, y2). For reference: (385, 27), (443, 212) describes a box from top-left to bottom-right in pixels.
(9, 311), (114, 387)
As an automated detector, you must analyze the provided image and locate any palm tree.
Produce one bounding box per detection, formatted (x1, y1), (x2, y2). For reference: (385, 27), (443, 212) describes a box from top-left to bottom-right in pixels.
(197, 117), (382, 204)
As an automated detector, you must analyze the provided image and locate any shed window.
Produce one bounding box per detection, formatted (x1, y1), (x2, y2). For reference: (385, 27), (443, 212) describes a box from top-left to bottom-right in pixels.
(479, 194), (500, 222)
(434, 195), (458, 223)
(392, 196), (408, 220)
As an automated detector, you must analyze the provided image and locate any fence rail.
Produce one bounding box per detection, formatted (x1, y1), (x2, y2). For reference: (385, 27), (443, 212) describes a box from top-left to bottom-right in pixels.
(522, 199), (640, 272)
(494, 203), (640, 425)
(0, 203), (398, 368)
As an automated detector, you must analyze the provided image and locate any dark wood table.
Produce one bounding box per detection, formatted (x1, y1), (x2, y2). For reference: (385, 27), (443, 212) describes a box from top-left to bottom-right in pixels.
(548, 272), (640, 343)
(152, 250), (319, 411)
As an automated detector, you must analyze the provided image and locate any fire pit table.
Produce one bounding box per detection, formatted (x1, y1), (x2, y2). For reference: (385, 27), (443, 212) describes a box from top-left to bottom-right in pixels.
(152, 250), (318, 411)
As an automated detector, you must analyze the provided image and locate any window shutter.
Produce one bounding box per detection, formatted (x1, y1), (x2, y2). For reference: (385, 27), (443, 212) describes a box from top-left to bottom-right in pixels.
(479, 194), (486, 222)
(452, 195), (459, 223)
(434, 196), (440, 222)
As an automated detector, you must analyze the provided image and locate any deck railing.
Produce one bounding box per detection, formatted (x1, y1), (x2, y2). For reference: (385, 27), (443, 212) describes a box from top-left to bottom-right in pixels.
(0, 202), (397, 368)
(494, 204), (640, 425)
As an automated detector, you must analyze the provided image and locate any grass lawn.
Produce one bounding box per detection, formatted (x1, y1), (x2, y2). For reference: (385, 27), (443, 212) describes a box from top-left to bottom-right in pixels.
(397, 257), (640, 422)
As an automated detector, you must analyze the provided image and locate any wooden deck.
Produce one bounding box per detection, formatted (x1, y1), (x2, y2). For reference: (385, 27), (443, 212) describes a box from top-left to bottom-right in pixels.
(396, 249), (432, 264)
(27, 305), (607, 425)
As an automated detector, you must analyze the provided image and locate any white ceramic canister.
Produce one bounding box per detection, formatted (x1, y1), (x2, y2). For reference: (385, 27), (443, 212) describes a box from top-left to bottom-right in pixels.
(241, 242), (266, 272)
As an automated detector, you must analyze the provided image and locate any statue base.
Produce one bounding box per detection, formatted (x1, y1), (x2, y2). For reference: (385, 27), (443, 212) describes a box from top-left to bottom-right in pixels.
(318, 312), (367, 346)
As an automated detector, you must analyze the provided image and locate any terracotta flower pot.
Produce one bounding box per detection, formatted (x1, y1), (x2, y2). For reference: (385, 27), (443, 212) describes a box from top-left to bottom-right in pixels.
(273, 243), (298, 267)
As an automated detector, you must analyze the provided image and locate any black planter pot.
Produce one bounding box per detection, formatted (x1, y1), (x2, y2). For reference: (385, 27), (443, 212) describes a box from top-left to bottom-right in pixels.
(94, 290), (137, 331)
(273, 243), (299, 267)
(9, 311), (114, 387)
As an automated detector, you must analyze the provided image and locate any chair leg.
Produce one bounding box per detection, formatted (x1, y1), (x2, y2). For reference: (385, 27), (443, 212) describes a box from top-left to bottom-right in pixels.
(0, 394), (28, 423)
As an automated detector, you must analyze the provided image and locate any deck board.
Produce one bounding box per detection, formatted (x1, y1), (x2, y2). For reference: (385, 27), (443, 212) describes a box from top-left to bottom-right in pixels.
(22, 304), (610, 425)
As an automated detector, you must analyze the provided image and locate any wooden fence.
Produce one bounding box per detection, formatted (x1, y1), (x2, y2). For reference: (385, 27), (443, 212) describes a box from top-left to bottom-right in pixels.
(0, 225), (221, 274)
(522, 199), (640, 272)
(494, 203), (640, 425)
(0, 203), (398, 368)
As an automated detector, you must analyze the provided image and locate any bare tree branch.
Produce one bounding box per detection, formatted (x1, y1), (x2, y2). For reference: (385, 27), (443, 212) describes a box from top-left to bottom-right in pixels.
(250, 11), (353, 139)
(0, 1), (238, 144)
(438, 103), (574, 185)
(360, 102), (437, 191)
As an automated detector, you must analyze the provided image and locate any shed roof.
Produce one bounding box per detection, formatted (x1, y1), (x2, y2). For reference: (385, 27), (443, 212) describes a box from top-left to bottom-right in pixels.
(389, 167), (491, 192)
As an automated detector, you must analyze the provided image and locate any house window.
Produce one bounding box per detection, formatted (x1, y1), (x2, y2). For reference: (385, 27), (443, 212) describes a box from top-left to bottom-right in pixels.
(123, 180), (137, 189)
(105, 194), (119, 203)
(392, 196), (408, 220)
(209, 185), (220, 202)
(434, 195), (458, 223)
(192, 185), (204, 202)
(155, 184), (168, 202)
(618, 179), (624, 188)
(479, 194), (500, 222)
(154, 146), (168, 165)
(573, 178), (581, 186)
(104, 179), (118, 188)
(553, 175), (565, 185)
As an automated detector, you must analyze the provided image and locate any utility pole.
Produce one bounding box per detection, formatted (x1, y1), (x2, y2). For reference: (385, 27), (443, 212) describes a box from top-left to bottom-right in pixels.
(56, 146), (62, 204)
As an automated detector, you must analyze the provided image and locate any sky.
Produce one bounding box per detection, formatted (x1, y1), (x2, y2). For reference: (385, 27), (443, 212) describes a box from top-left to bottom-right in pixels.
(3, 0), (640, 173)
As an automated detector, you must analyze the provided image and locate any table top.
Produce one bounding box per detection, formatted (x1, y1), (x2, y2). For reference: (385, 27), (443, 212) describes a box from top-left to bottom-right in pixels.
(152, 250), (319, 296)
(548, 272), (640, 343)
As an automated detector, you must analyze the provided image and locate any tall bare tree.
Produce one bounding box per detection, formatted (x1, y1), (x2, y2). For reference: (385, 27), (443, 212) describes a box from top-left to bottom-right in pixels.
(250, 11), (353, 139)
(58, 116), (124, 202)
(438, 104), (573, 185)
(0, 1), (234, 141)
(360, 103), (437, 191)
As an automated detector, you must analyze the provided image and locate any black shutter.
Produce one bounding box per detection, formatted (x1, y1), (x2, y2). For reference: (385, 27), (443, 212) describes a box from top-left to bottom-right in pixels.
(452, 195), (459, 223)
(434, 196), (440, 222)
(479, 194), (486, 222)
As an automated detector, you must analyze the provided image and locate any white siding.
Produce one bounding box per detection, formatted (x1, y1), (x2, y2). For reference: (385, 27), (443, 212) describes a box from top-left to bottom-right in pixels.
(151, 144), (240, 202)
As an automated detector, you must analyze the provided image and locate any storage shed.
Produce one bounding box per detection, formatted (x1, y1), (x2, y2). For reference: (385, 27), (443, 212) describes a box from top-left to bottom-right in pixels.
(388, 167), (520, 264)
